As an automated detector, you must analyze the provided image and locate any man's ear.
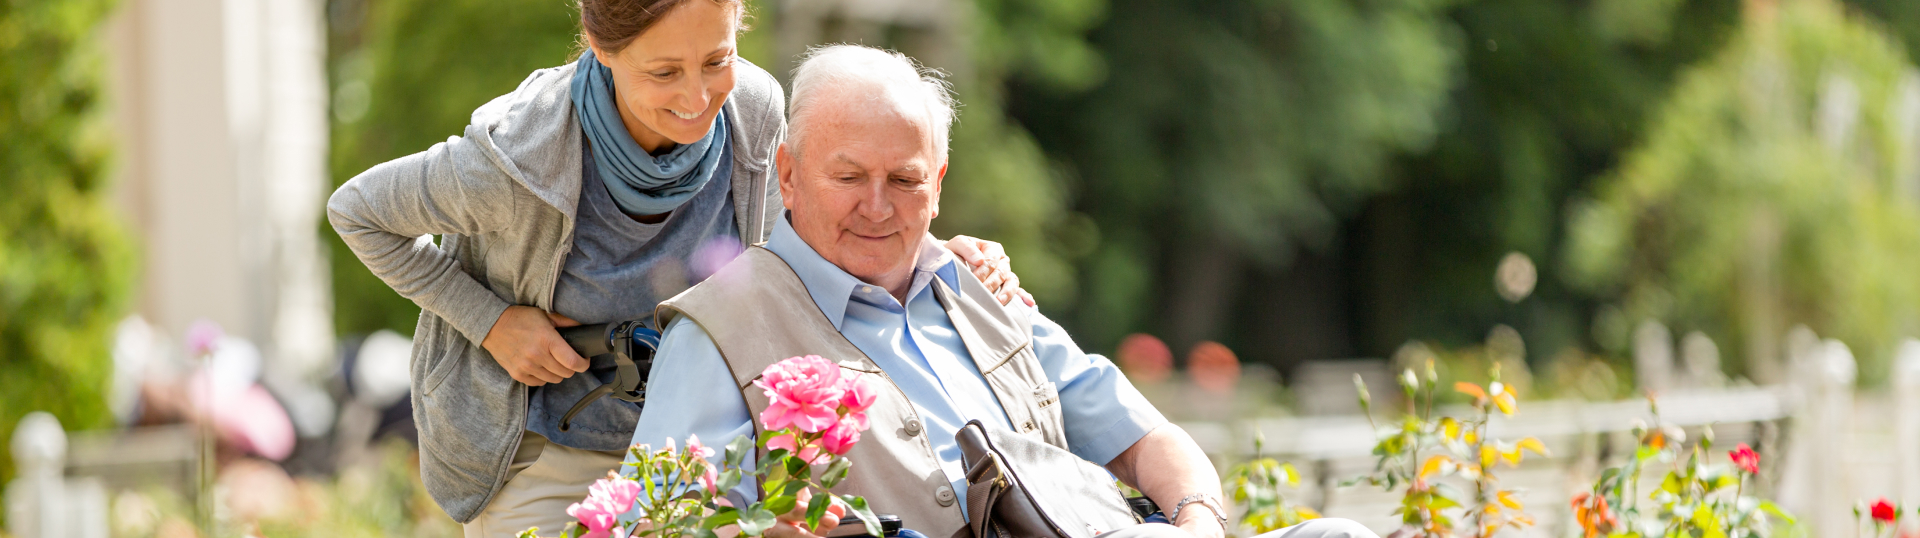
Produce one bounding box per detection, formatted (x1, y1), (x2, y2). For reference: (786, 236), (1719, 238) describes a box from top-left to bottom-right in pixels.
(929, 160), (947, 219)
(776, 143), (797, 211)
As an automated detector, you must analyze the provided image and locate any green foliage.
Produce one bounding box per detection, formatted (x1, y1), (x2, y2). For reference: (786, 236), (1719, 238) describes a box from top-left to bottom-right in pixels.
(1010, 0), (1464, 349)
(0, 0), (133, 496)
(1222, 435), (1318, 535)
(1358, 0), (1741, 361)
(253, 442), (461, 537)
(928, 0), (1113, 307)
(326, 0), (584, 336)
(1564, 0), (1920, 383)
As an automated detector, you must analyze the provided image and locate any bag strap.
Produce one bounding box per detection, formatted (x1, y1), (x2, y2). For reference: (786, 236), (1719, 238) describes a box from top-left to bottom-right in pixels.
(965, 451), (1012, 538)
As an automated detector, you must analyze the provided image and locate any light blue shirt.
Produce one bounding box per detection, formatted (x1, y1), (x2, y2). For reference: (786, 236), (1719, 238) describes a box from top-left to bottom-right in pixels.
(628, 215), (1167, 511)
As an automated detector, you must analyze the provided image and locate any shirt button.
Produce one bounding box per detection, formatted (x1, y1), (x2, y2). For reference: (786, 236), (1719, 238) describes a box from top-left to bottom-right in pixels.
(904, 418), (923, 436)
(861, 286), (873, 293)
(935, 485), (956, 506)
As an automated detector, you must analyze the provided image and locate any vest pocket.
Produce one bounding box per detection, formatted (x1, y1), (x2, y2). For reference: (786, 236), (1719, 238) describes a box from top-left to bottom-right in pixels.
(1033, 382), (1060, 409)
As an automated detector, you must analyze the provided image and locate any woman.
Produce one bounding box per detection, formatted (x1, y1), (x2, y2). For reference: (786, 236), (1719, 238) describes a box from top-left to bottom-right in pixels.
(326, 0), (1029, 533)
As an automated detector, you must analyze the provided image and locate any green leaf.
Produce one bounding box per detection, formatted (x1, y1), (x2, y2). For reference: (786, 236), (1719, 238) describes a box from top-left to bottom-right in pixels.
(766, 494), (798, 517)
(762, 476), (787, 499)
(1760, 501), (1798, 525)
(719, 469), (743, 493)
(821, 456), (854, 488)
(806, 490), (832, 530)
(783, 479), (810, 498)
(727, 435), (753, 467)
(761, 449), (791, 474)
(738, 505), (779, 536)
(703, 506), (742, 528)
(840, 495), (883, 537)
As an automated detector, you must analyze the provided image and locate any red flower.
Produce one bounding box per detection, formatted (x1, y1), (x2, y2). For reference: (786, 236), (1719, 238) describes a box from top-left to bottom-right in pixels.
(1729, 443), (1760, 475)
(1872, 498), (1899, 525)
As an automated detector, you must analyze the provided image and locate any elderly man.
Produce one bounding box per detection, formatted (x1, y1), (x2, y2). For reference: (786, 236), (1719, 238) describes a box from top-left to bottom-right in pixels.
(631, 45), (1375, 538)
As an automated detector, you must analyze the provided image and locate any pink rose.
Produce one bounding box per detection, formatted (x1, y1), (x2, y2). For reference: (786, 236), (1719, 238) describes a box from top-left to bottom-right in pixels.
(686, 434), (715, 460)
(840, 374), (878, 412)
(766, 431), (827, 465)
(567, 496), (622, 538)
(588, 474), (643, 513)
(821, 416), (864, 456)
(699, 465), (719, 494)
(755, 355), (847, 433)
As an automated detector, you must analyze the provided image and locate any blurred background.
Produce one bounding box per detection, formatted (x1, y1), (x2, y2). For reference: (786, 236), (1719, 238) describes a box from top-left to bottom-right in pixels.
(10, 0), (1920, 535)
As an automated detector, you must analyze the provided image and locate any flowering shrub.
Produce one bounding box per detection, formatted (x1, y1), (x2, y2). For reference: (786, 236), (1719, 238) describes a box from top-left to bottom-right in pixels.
(1348, 363), (1546, 538)
(526, 355), (881, 538)
(1223, 434), (1320, 534)
(1571, 399), (1793, 538)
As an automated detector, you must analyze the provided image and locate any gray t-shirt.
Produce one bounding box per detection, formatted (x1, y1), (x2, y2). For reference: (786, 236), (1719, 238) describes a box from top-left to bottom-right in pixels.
(527, 140), (738, 450)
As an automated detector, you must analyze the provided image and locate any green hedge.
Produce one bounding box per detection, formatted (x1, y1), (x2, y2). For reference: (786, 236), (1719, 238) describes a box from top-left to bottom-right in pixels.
(0, 0), (134, 504)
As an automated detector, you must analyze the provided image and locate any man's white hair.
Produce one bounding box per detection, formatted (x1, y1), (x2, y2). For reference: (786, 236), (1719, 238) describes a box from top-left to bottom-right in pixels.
(787, 44), (957, 158)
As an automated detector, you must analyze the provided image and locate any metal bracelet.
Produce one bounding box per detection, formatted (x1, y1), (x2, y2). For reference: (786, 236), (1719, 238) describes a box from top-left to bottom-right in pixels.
(1169, 493), (1229, 529)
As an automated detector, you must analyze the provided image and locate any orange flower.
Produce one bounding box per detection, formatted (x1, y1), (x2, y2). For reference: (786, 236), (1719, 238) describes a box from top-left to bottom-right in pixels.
(1570, 493), (1618, 538)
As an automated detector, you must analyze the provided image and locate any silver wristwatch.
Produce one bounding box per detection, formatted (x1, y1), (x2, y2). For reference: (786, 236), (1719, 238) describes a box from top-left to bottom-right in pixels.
(1169, 493), (1230, 529)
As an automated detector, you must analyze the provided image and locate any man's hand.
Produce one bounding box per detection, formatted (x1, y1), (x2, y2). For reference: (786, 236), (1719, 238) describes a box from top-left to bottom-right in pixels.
(943, 235), (1035, 307)
(764, 497), (845, 538)
(480, 305), (588, 386)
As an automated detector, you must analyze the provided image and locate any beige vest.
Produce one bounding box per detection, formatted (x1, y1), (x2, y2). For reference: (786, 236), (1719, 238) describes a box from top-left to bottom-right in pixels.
(656, 247), (1068, 538)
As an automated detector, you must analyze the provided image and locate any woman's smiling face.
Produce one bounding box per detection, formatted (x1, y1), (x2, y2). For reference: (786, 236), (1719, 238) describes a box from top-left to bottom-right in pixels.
(588, 0), (738, 153)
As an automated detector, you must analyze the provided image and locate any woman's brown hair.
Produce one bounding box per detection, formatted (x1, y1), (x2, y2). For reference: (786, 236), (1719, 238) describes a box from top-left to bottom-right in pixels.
(579, 0), (746, 54)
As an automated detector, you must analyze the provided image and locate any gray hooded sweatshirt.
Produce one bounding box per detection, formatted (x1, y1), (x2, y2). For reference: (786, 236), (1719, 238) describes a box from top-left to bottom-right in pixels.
(326, 59), (784, 522)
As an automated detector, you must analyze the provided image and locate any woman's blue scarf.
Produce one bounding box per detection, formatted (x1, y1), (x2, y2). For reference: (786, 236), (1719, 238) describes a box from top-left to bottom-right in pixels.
(571, 50), (729, 217)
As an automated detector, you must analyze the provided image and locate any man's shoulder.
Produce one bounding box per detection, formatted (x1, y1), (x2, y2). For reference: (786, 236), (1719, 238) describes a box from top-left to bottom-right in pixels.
(654, 247), (797, 327)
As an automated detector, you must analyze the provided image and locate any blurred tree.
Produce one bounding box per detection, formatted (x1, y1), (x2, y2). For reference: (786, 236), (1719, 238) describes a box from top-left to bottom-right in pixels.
(1564, 0), (1920, 384)
(1345, 0), (1740, 367)
(1010, 0), (1465, 357)
(0, 0), (133, 499)
(929, 0), (1110, 307)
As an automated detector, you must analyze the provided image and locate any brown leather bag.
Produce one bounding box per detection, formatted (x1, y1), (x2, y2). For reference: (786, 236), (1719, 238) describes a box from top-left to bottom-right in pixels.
(956, 420), (1143, 538)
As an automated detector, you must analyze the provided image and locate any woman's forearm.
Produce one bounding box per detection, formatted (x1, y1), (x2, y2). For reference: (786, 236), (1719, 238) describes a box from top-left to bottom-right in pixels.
(327, 146), (515, 343)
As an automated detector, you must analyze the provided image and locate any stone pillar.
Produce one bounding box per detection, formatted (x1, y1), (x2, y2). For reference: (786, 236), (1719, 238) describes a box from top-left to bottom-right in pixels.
(5, 413), (68, 538)
(1680, 331), (1726, 389)
(1895, 340), (1920, 503)
(1634, 320), (1674, 394)
(1778, 338), (1856, 538)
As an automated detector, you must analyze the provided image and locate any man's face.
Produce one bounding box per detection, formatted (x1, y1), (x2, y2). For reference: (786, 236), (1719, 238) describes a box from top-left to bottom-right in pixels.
(777, 91), (946, 289)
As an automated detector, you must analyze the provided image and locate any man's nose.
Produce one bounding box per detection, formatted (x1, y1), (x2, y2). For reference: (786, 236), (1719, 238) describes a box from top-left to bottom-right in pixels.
(855, 178), (894, 222)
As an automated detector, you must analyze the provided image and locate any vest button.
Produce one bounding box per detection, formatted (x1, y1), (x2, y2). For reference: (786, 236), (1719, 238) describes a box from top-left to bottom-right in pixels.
(905, 418), (923, 436)
(935, 485), (956, 506)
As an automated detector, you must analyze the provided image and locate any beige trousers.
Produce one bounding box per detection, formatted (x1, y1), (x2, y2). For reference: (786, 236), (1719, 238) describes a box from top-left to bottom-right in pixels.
(462, 431), (626, 538)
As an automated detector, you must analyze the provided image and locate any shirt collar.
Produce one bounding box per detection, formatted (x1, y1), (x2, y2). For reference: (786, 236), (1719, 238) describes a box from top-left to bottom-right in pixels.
(762, 212), (960, 330)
